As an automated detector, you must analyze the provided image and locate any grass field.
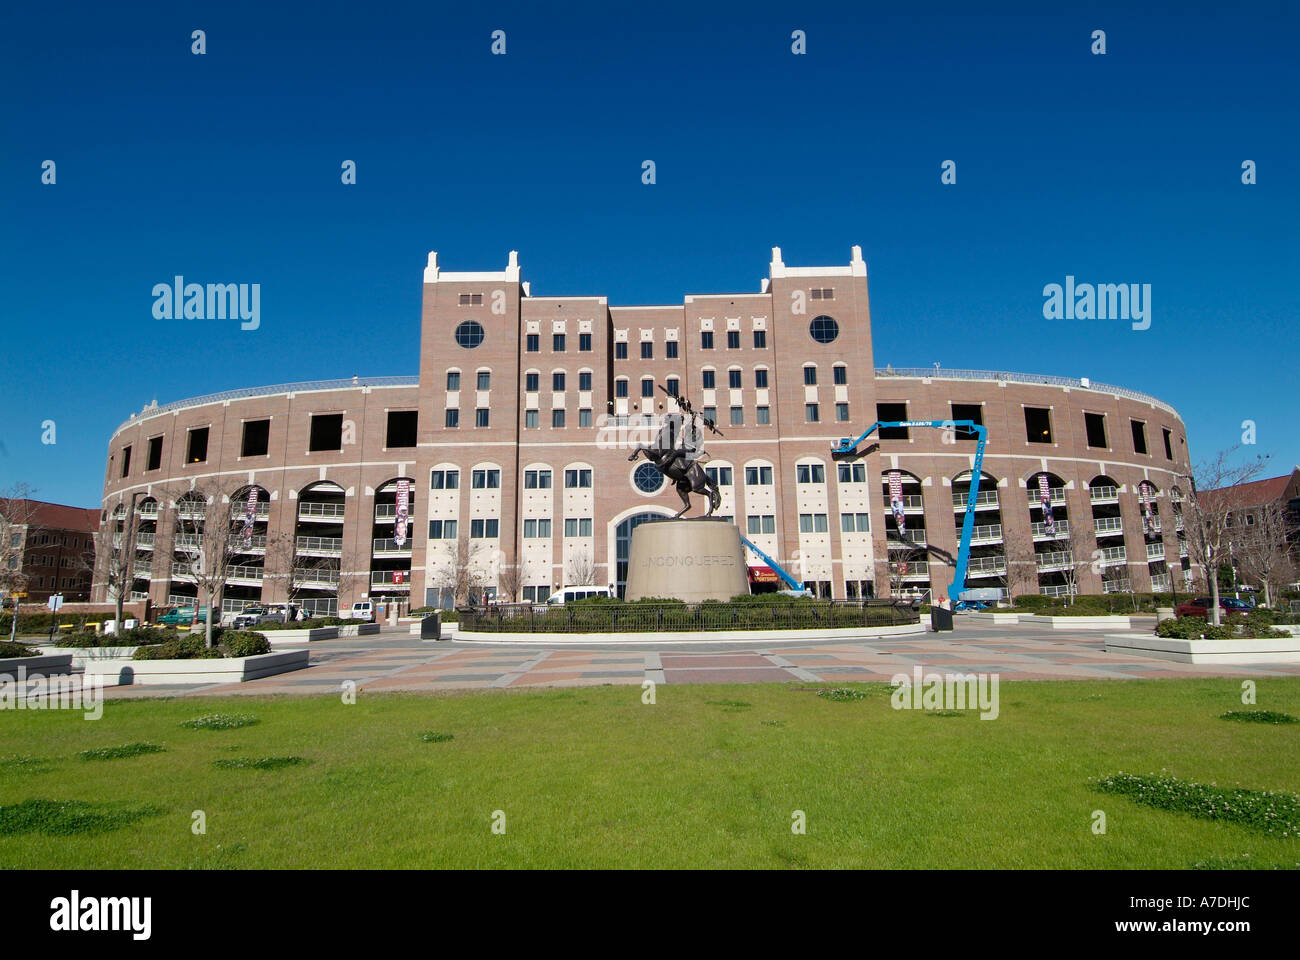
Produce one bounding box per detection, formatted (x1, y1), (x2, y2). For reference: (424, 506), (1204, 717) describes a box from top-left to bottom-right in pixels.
(2, 678), (1298, 868)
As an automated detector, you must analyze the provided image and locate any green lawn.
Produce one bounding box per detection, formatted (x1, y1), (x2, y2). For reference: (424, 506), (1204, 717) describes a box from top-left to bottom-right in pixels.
(2, 678), (1298, 868)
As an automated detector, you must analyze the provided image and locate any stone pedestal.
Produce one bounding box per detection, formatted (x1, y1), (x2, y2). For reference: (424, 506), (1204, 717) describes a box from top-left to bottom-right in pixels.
(625, 518), (748, 603)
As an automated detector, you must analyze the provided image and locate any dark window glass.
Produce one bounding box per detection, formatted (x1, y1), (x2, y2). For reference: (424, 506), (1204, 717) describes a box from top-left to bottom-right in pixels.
(702, 370), (715, 390)
(455, 320), (485, 348)
(666, 341), (679, 358)
(1025, 407), (1053, 444)
(753, 330), (766, 349)
(446, 371), (461, 390)
(1131, 420), (1148, 454)
(309, 414), (343, 451)
(579, 333), (592, 352)
(445, 409), (459, 428)
(726, 331), (740, 349)
(833, 366), (847, 385)
(241, 419), (270, 457)
(950, 404), (982, 440)
(1084, 412), (1107, 448)
(701, 331), (714, 350)
(809, 315), (839, 344)
(526, 334), (539, 353)
(877, 403), (909, 439)
(553, 333), (565, 352)
(147, 436), (163, 471)
(615, 342), (627, 359)
(553, 372), (565, 391)
(641, 342), (653, 359)
(386, 411), (418, 448)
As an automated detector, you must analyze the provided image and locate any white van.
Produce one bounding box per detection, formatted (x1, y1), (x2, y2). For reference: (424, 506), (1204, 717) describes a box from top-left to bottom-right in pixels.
(350, 601), (375, 622)
(544, 586), (614, 606)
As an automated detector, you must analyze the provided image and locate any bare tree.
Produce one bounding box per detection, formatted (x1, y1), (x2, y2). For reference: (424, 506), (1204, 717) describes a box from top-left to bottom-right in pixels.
(888, 542), (927, 600)
(167, 481), (241, 647)
(996, 538), (1040, 605)
(1182, 448), (1271, 625)
(0, 485), (41, 641)
(430, 537), (488, 608)
(496, 560), (522, 602)
(1042, 516), (1094, 603)
(1232, 499), (1298, 608)
(264, 532), (340, 622)
(565, 548), (598, 587)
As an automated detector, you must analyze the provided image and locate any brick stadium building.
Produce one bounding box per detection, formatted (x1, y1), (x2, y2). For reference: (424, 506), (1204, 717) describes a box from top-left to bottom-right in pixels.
(93, 247), (1200, 616)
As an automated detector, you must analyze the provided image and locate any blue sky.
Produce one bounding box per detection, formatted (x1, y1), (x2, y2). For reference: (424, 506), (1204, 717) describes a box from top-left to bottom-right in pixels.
(1, 0), (1296, 507)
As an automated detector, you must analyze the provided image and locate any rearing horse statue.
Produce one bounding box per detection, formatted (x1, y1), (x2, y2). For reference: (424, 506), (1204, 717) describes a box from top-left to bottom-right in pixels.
(627, 394), (723, 519)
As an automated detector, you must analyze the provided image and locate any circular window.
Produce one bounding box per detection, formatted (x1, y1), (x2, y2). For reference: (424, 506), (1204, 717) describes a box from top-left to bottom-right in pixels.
(633, 462), (666, 494)
(454, 320), (485, 349)
(809, 315), (839, 344)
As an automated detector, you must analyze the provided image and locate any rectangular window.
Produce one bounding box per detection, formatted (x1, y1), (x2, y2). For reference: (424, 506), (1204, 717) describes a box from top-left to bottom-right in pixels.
(428, 519), (458, 539)
(1131, 419), (1148, 454)
(728, 369), (742, 389)
(241, 419), (270, 457)
(445, 408), (459, 428)
(877, 403), (909, 439)
(727, 331), (740, 349)
(666, 340), (679, 358)
(472, 469), (501, 489)
(746, 515), (774, 535)
(753, 330), (766, 349)
(526, 334), (539, 353)
(803, 366), (817, 386)
(841, 513), (855, 532)
(1084, 412), (1108, 449)
(950, 403), (983, 440)
(579, 333), (592, 352)
(705, 466), (733, 486)
(616, 379), (628, 398)
(147, 436), (163, 471)
(665, 378), (679, 397)
(796, 464), (826, 484)
(1162, 428), (1173, 459)
(833, 366), (848, 385)
(477, 371), (491, 391)
(756, 406), (770, 425)
(470, 519), (500, 539)
(579, 408), (592, 428)
(753, 369), (768, 389)
(836, 403), (850, 422)
(185, 427), (208, 463)
(641, 341), (653, 359)
(744, 465), (774, 486)
(525, 372), (539, 392)
(552, 409), (566, 428)
(837, 463), (866, 484)
(386, 410), (418, 448)
(805, 403), (820, 423)
(429, 469), (459, 490)
(615, 342), (627, 359)
(810, 288), (834, 300)
(564, 469), (593, 488)
(641, 379), (654, 398)
(702, 370), (715, 390)
(475, 408), (490, 428)
(702, 406), (716, 423)
(446, 371), (461, 390)
(308, 414), (343, 452)
(578, 371), (592, 391)
(1025, 407), (1053, 444)
(553, 372), (565, 391)
(799, 513), (813, 533)
(524, 470), (553, 489)
(701, 331), (714, 350)
(553, 333), (566, 352)
(730, 406), (743, 426)
(458, 293), (483, 306)
(525, 410), (539, 429)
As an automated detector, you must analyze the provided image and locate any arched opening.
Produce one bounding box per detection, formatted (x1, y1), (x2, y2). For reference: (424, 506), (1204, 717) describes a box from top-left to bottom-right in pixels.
(293, 481), (346, 617)
(881, 469), (928, 600)
(1027, 471), (1076, 598)
(224, 485), (271, 615)
(951, 471), (1009, 599)
(370, 478), (416, 610)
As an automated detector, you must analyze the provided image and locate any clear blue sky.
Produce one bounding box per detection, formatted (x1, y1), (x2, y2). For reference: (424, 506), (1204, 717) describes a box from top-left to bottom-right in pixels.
(1, 1), (1296, 508)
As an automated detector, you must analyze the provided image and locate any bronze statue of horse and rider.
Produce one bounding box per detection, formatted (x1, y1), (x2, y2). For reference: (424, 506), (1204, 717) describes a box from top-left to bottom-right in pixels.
(627, 387), (723, 518)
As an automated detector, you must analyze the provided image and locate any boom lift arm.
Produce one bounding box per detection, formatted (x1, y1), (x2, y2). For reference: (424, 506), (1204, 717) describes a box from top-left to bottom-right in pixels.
(831, 420), (988, 608)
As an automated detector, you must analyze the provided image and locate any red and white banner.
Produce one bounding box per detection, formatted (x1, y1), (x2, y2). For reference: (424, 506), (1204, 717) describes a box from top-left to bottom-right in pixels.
(392, 570), (406, 585)
(241, 487), (258, 545)
(889, 471), (906, 536)
(393, 480), (410, 548)
(1038, 474), (1055, 536)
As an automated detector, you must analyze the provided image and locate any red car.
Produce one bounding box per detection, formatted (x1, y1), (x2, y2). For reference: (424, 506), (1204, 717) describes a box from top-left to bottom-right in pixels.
(1175, 596), (1254, 619)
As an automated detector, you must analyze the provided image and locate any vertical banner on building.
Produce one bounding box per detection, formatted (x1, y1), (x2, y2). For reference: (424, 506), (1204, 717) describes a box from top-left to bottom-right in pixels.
(889, 471), (907, 537)
(241, 487), (257, 546)
(1038, 474), (1055, 536)
(393, 480), (410, 548)
(1140, 481), (1154, 537)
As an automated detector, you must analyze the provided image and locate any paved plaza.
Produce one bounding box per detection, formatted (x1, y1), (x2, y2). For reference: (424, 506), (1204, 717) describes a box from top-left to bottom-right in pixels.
(83, 618), (1300, 699)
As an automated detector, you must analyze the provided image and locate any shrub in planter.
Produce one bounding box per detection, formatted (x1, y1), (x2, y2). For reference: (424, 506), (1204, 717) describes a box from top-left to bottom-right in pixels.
(220, 631), (271, 658)
(133, 635), (222, 660)
(0, 641), (38, 659)
(1156, 617), (1236, 640)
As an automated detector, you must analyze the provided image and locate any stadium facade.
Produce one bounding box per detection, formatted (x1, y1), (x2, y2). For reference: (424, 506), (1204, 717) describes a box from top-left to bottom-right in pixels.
(94, 247), (1198, 615)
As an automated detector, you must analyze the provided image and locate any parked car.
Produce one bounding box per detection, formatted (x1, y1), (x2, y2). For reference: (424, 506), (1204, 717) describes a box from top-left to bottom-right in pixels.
(1175, 596), (1254, 619)
(157, 605), (207, 626)
(231, 605), (297, 628)
(544, 586), (614, 605)
(350, 600), (375, 622)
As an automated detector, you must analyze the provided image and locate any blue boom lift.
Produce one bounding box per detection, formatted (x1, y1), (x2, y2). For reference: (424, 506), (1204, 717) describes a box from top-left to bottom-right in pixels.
(831, 420), (989, 609)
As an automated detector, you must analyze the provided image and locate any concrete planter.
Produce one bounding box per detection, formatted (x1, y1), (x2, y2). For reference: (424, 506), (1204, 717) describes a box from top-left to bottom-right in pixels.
(453, 622), (926, 644)
(0, 653), (73, 678)
(259, 627), (338, 645)
(1020, 614), (1154, 630)
(35, 646), (139, 669)
(1104, 632), (1300, 664)
(84, 649), (310, 686)
(336, 623), (381, 638)
(962, 612), (1022, 625)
